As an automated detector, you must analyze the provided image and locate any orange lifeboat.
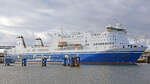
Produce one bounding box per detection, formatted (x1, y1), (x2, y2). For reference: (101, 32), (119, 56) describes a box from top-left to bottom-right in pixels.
(73, 44), (81, 46)
(58, 41), (67, 47)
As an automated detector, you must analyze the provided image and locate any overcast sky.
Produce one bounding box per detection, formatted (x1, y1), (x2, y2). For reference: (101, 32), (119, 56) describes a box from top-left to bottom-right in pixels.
(0, 0), (150, 45)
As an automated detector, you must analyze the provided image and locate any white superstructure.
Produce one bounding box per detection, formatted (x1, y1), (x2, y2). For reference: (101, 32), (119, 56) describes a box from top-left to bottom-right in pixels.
(7, 24), (146, 55)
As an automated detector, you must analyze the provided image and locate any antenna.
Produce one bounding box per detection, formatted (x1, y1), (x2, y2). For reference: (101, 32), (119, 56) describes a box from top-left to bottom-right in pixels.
(116, 23), (122, 28)
(113, 18), (123, 28)
(60, 27), (64, 35)
(113, 18), (119, 24)
(60, 27), (64, 40)
(144, 34), (148, 45)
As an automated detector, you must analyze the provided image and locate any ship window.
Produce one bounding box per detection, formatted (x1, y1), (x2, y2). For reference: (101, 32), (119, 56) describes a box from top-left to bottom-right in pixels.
(86, 44), (89, 46)
(130, 45), (132, 48)
(123, 45), (125, 48)
(134, 46), (137, 48)
(93, 42), (115, 45)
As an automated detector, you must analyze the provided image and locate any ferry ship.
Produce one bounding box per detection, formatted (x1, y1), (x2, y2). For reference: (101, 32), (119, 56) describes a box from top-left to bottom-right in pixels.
(6, 24), (147, 64)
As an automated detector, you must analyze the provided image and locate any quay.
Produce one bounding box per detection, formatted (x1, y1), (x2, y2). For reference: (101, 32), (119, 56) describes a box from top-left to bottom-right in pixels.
(137, 47), (150, 63)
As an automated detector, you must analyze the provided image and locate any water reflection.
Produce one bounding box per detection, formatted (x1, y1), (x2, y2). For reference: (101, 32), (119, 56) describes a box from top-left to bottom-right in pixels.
(0, 64), (149, 84)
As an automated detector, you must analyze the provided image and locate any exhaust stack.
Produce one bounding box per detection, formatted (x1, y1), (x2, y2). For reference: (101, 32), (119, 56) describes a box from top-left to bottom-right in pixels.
(35, 38), (44, 47)
(16, 36), (26, 48)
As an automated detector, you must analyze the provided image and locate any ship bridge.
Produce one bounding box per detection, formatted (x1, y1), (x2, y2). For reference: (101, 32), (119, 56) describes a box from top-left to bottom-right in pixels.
(106, 24), (127, 34)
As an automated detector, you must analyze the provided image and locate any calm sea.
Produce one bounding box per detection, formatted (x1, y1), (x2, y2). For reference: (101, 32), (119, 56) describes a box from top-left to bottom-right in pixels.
(0, 63), (149, 84)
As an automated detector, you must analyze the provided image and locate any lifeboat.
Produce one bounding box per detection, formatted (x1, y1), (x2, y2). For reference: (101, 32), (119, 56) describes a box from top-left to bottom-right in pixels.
(73, 44), (81, 46)
(58, 41), (67, 47)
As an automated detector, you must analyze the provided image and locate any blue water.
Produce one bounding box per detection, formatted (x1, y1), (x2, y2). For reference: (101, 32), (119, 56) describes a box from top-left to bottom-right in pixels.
(0, 63), (149, 84)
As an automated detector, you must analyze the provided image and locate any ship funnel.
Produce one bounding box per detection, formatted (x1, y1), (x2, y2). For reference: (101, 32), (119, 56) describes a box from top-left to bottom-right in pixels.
(16, 36), (26, 48)
(35, 38), (44, 47)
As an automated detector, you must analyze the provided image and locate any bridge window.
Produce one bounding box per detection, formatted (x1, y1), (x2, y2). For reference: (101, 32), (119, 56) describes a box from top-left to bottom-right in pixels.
(123, 45), (125, 48)
(93, 42), (114, 46)
(130, 45), (132, 48)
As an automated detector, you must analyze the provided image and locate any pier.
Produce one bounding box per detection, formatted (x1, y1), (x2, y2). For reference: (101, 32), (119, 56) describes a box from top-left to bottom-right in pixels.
(137, 48), (150, 63)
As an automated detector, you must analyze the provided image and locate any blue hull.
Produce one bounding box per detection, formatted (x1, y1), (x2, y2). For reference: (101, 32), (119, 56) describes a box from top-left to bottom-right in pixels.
(8, 51), (143, 64)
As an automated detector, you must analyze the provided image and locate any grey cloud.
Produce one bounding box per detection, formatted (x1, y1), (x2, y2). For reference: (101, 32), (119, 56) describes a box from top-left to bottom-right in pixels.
(0, 0), (149, 45)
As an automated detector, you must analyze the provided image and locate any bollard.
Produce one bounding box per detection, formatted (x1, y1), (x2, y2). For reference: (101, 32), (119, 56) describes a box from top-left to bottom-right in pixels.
(64, 56), (80, 67)
(22, 58), (27, 66)
(63, 55), (69, 66)
(76, 57), (80, 67)
(42, 58), (44, 66)
(73, 57), (80, 67)
(42, 58), (47, 67)
(43, 58), (47, 66)
(72, 57), (75, 67)
(69, 57), (73, 67)
(5, 58), (11, 66)
(21, 58), (24, 66)
(147, 56), (150, 63)
(69, 57), (75, 67)
(24, 58), (27, 66)
(68, 57), (71, 66)
(74, 57), (77, 67)
(64, 58), (67, 66)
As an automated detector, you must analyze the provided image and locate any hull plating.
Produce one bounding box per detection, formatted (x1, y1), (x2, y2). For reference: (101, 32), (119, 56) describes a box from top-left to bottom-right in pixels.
(8, 51), (143, 64)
